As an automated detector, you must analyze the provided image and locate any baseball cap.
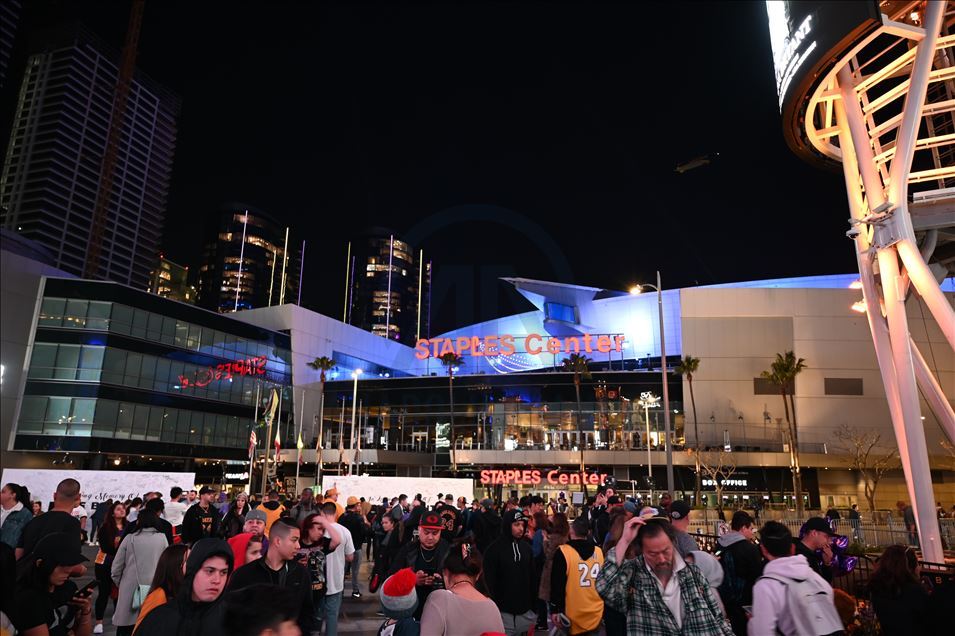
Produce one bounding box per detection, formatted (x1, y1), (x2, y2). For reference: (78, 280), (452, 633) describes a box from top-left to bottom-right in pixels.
(607, 495), (621, 506)
(32, 531), (87, 567)
(445, 494), (454, 502)
(668, 500), (691, 520)
(419, 511), (444, 530)
(245, 508), (267, 523)
(623, 500), (639, 515)
(346, 496), (360, 507)
(324, 487), (339, 497)
(480, 497), (494, 508)
(199, 486), (217, 495)
(804, 517), (837, 536)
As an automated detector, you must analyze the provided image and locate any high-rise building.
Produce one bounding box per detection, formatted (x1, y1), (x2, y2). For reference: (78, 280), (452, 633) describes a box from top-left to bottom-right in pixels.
(0, 0), (21, 92)
(345, 228), (431, 346)
(0, 25), (180, 289)
(197, 203), (298, 313)
(148, 255), (195, 304)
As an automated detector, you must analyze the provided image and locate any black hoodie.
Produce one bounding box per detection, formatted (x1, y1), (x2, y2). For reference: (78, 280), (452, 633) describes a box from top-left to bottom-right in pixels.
(482, 509), (538, 615)
(135, 538), (234, 636)
(549, 539), (596, 613)
(473, 506), (502, 553)
(181, 502), (222, 545)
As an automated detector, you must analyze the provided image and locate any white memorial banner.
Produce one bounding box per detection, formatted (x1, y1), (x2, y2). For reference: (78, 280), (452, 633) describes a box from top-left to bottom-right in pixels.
(321, 475), (473, 507)
(0, 469), (196, 512)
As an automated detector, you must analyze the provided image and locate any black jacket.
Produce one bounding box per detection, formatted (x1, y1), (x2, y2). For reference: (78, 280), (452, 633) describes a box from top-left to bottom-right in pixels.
(549, 538), (595, 613)
(716, 531), (764, 635)
(591, 506), (610, 546)
(135, 538), (233, 636)
(219, 504), (249, 539)
(387, 538), (450, 619)
(872, 582), (931, 635)
(226, 557), (315, 634)
(181, 503), (222, 545)
(794, 539), (832, 583)
(472, 508), (502, 553)
(483, 510), (539, 615)
(339, 511), (366, 549)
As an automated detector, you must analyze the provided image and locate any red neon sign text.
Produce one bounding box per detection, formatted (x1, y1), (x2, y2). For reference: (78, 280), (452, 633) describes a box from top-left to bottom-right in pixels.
(414, 334), (625, 360)
(479, 469), (608, 487)
(178, 355), (266, 388)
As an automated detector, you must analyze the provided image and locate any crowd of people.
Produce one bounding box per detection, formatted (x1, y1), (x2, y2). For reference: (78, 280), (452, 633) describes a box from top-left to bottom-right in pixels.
(1, 478), (953, 636)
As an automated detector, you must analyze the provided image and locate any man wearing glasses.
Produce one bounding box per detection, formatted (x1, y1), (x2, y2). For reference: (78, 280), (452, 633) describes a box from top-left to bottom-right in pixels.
(595, 516), (732, 636)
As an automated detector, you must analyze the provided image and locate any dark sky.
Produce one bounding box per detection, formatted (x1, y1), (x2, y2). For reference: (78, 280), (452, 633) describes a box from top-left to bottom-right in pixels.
(4, 1), (856, 334)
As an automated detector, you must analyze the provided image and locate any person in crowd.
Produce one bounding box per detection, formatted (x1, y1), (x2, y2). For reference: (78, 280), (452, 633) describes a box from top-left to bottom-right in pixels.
(667, 500), (701, 558)
(10, 532), (93, 636)
(227, 518), (314, 634)
(16, 478), (83, 560)
(243, 507), (269, 536)
(319, 501), (356, 635)
(896, 500), (917, 546)
(88, 498), (111, 547)
(1, 482), (33, 549)
(373, 513), (402, 590)
(185, 490), (198, 507)
(164, 487), (190, 541)
(92, 501), (128, 634)
(795, 517), (835, 583)
(390, 494), (409, 524)
(420, 540), (505, 636)
(657, 493), (673, 516)
(1, 543), (15, 635)
(589, 490), (609, 545)
(32, 501), (44, 517)
(365, 501), (380, 561)
(227, 532), (266, 569)
(387, 511), (449, 621)
(111, 506), (168, 636)
(258, 490), (287, 537)
(181, 486), (221, 545)
(686, 550), (725, 614)
(220, 492), (251, 539)
(749, 520), (842, 636)
(288, 488), (319, 526)
(135, 537), (233, 636)
(324, 488), (345, 520)
(530, 511), (550, 630)
(377, 568), (421, 636)
(71, 498), (90, 544)
(867, 544), (931, 635)
(223, 584), (303, 636)
(483, 509), (538, 635)
(126, 497), (143, 524)
(133, 543), (189, 632)
(538, 513), (569, 628)
(403, 497), (426, 543)
(472, 498), (502, 553)
(600, 513), (638, 636)
(436, 494), (461, 542)
(455, 497), (471, 535)
(715, 510), (763, 635)
(596, 517), (732, 636)
(549, 517), (604, 636)
(298, 512), (341, 633)
(125, 497), (174, 546)
(339, 496), (367, 599)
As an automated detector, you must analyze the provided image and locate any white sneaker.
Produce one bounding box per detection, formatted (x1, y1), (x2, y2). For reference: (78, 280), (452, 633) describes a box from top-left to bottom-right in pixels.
(93, 624), (104, 634)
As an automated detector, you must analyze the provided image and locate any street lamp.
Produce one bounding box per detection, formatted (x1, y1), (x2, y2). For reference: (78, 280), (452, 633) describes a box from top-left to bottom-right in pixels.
(639, 391), (660, 500)
(630, 271), (674, 499)
(348, 369), (362, 475)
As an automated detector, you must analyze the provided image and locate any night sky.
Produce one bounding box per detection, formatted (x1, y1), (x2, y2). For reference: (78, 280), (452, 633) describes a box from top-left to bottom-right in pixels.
(3, 1), (856, 334)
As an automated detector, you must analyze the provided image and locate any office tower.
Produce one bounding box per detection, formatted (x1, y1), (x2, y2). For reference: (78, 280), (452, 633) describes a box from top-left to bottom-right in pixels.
(148, 254), (195, 304)
(0, 0), (21, 92)
(0, 25), (180, 288)
(345, 228), (431, 346)
(197, 203), (298, 313)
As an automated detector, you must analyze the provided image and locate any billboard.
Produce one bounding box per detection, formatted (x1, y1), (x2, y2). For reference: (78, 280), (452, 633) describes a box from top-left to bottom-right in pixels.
(765, 1), (881, 160)
(0, 469), (196, 511)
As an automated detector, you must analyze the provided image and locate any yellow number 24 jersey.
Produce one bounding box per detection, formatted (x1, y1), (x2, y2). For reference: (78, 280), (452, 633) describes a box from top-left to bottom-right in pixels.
(558, 543), (605, 634)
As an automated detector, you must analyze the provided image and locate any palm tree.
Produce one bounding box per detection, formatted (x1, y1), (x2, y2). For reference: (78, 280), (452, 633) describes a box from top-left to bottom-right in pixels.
(761, 351), (808, 516)
(676, 356), (702, 506)
(439, 352), (464, 473)
(306, 356), (335, 486)
(561, 353), (593, 479)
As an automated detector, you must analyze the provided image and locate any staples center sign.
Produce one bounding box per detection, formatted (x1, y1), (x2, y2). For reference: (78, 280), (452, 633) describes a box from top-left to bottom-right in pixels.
(480, 469), (609, 487)
(415, 334), (626, 360)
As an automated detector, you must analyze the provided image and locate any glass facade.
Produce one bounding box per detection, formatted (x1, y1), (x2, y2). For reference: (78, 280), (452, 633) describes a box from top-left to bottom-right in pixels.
(15, 278), (292, 458)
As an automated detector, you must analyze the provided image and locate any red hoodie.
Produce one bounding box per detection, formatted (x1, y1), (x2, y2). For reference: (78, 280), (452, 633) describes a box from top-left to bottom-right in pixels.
(228, 532), (256, 569)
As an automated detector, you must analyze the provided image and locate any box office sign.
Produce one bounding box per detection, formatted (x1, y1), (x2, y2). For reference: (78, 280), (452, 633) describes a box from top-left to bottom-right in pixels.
(480, 469), (609, 487)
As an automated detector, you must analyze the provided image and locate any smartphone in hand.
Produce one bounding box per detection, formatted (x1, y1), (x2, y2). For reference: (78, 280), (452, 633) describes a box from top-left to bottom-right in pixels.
(76, 581), (98, 598)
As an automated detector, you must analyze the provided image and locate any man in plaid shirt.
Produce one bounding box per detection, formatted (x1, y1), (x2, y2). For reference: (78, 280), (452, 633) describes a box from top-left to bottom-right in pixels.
(596, 516), (733, 636)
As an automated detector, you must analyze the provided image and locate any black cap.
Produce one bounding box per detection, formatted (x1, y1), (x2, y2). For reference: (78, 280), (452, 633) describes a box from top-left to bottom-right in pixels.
(803, 517), (836, 536)
(32, 532), (87, 567)
(419, 511), (444, 530)
(668, 500), (692, 520)
(199, 486), (217, 495)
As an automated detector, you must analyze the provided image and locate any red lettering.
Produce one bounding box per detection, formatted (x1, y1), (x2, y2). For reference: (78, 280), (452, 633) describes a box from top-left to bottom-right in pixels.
(456, 337), (471, 354)
(500, 335), (516, 356)
(480, 470), (491, 484)
(178, 375), (190, 387)
(526, 334), (543, 354)
(471, 337), (484, 357)
(596, 336), (612, 353)
(485, 335), (499, 356)
(583, 334), (593, 352)
(415, 339), (430, 359)
(439, 339), (456, 357)
(255, 356), (266, 374)
(614, 335), (625, 352)
(547, 338), (561, 354)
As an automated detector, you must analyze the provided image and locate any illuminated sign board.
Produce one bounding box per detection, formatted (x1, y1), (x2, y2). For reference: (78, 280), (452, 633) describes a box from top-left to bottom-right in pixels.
(480, 469), (609, 486)
(702, 478), (748, 488)
(178, 355), (267, 388)
(415, 334), (626, 360)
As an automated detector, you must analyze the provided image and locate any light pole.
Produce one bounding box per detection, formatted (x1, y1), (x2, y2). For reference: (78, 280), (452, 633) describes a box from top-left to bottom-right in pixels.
(349, 369), (362, 475)
(630, 271), (674, 499)
(639, 391), (660, 502)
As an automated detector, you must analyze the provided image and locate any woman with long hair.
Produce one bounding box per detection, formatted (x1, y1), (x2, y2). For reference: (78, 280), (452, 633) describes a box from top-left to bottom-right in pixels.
(420, 539), (505, 636)
(93, 501), (128, 633)
(0, 482), (33, 549)
(133, 543), (189, 633)
(537, 511), (569, 620)
(371, 512), (401, 591)
(219, 493), (250, 539)
(299, 512), (341, 634)
(868, 544), (930, 635)
(111, 508), (168, 635)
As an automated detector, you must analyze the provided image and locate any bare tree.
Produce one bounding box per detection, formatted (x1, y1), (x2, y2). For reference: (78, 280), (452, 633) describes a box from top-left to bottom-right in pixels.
(699, 449), (737, 521)
(833, 424), (898, 512)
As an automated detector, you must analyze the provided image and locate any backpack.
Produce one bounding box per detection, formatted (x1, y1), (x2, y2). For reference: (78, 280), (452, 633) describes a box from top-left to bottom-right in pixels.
(716, 545), (746, 605)
(759, 573), (844, 636)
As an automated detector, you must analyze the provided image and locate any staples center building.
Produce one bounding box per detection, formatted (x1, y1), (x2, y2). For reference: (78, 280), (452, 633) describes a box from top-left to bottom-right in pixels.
(3, 240), (953, 509)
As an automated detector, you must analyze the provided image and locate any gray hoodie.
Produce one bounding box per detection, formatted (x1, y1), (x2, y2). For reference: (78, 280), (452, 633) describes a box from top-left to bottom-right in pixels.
(717, 530), (748, 549)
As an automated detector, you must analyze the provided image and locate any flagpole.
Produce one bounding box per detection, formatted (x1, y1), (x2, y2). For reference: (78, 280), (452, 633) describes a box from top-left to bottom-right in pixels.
(295, 389), (305, 488)
(315, 388), (325, 490)
(261, 389), (275, 499)
(338, 397), (346, 475)
(263, 388), (283, 499)
(247, 382), (261, 497)
(354, 398), (362, 476)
